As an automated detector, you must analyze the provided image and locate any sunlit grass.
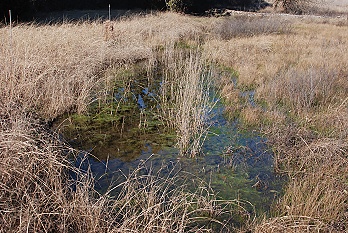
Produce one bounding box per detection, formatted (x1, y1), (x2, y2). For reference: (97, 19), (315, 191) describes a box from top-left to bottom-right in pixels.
(1, 9), (348, 232)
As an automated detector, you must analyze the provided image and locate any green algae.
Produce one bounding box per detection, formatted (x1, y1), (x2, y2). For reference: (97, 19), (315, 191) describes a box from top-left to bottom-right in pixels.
(54, 61), (284, 230)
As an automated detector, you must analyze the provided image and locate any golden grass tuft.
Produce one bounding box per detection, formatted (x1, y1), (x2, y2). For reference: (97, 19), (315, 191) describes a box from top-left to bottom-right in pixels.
(0, 22), (112, 119)
(0, 102), (108, 232)
(157, 45), (214, 157)
(240, 106), (264, 127)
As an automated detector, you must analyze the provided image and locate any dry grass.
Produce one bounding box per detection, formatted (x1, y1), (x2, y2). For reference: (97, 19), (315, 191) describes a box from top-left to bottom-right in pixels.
(106, 11), (206, 53)
(158, 45), (214, 157)
(213, 14), (292, 40)
(258, 23), (348, 105)
(0, 103), (109, 232)
(2, 9), (348, 232)
(0, 12), (250, 232)
(0, 103), (245, 232)
(256, 127), (348, 232)
(0, 21), (110, 119)
(204, 12), (348, 232)
(205, 16), (348, 135)
(273, 0), (321, 14)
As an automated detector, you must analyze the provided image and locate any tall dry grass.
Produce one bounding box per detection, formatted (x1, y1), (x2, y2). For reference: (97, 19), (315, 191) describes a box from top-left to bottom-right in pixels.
(158, 45), (214, 157)
(0, 103), (244, 232)
(1, 12), (252, 232)
(0, 21), (112, 119)
(204, 13), (348, 232)
(0, 103), (109, 232)
(255, 127), (348, 232)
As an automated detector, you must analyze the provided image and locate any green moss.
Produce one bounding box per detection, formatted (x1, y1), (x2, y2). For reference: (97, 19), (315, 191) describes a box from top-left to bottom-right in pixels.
(216, 64), (239, 78)
(174, 40), (199, 50)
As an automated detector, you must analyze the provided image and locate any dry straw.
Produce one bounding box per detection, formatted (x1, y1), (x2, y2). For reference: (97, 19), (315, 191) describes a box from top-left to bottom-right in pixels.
(158, 45), (215, 157)
(2, 8), (348, 232)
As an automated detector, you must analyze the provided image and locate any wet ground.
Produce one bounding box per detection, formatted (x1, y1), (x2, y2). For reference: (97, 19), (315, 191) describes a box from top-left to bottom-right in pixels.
(65, 100), (283, 216)
(55, 66), (284, 217)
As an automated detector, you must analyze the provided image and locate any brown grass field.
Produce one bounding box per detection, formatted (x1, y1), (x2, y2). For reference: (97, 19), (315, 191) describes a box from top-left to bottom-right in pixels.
(1, 2), (348, 232)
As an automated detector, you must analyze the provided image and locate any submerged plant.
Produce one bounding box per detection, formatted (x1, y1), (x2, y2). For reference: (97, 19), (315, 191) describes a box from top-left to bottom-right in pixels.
(105, 158), (255, 232)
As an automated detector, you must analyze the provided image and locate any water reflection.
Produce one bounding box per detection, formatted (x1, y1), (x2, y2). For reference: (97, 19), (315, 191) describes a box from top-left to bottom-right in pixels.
(73, 103), (282, 215)
(60, 78), (282, 216)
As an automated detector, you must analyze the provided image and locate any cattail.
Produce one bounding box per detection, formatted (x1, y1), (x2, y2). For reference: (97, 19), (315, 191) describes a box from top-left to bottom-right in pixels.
(103, 20), (114, 41)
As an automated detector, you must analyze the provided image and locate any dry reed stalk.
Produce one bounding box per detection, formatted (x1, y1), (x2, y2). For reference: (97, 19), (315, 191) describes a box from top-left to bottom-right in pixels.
(204, 12), (348, 232)
(103, 20), (114, 41)
(158, 45), (215, 157)
(0, 101), (248, 232)
(0, 102), (109, 232)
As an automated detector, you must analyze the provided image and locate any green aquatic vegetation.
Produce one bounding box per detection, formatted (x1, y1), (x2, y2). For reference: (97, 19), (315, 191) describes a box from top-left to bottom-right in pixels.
(215, 64), (239, 78)
(174, 39), (200, 50)
(56, 98), (176, 160)
(210, 166), (278, 216)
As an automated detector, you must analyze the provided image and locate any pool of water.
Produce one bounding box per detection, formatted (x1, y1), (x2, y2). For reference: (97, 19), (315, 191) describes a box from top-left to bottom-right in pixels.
(56, 69), (283, 218)
(70, 100), (282, 216)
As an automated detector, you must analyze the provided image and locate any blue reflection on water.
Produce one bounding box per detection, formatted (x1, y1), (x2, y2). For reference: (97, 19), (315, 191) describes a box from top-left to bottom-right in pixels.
(71, 84), (282, 215)
(137, 94), (145, 109)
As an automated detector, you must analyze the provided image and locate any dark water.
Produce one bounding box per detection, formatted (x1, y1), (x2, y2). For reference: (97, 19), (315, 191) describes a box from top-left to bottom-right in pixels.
(57, 70), (283, 217)
(71, 99), (282, 216)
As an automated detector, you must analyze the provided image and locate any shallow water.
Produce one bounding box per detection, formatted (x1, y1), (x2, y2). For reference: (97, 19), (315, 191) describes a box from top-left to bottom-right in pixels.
(69, 99), (282, 216)
(56, 70), (283, 217)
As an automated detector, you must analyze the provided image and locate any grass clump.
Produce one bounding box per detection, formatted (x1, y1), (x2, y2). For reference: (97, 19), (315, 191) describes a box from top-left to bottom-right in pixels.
(0, 103), (108, 232)
(205, 11), (348, 232)
(214, 15), (292, 40)
(158, 45), (215, 157)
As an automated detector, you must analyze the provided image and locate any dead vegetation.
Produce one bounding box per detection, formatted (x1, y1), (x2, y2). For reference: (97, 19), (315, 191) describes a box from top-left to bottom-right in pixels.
(1, 7), (348, 232)
(204, 11), (348, 232)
